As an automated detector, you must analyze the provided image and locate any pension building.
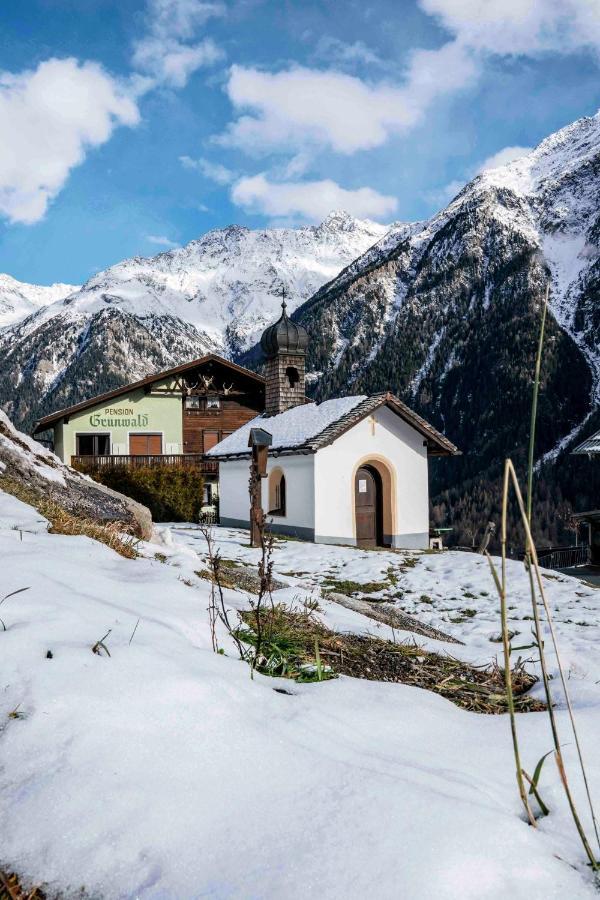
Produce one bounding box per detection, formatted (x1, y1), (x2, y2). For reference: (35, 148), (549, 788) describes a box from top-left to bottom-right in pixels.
(33, 355), (265, 500)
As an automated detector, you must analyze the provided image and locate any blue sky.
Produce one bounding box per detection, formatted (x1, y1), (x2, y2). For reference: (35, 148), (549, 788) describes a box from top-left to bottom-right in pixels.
(1, 0), (599, 285)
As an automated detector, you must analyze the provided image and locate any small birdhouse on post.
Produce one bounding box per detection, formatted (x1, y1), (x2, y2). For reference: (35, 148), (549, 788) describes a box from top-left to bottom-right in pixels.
(248, 427), (272, 547)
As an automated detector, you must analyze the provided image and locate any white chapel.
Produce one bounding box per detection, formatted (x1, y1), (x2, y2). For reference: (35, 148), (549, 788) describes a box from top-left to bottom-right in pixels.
(208, 302), (458, 549)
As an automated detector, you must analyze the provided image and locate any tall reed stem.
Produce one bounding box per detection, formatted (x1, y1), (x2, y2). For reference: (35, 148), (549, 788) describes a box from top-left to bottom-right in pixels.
(506, 460), (599, 870)
(485, 528), (536, 826)
(526, 282), (549, 524)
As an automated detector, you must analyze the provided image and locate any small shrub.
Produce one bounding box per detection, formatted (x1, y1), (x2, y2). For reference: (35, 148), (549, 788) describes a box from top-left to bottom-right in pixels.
(88, 466), (204, 522)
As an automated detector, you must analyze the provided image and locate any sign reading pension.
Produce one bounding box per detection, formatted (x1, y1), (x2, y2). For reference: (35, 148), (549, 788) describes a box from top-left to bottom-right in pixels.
(89, 408), (150, 428)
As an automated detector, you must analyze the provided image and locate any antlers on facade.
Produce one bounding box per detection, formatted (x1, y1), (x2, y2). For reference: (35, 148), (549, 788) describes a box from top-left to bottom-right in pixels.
(184, 374), (236, 395)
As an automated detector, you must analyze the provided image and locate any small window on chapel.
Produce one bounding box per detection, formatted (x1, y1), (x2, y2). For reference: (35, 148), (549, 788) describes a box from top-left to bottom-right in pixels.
(185, 395), (200, 409)
(206, 394), (221, 409)
(285, 366), (299, 388)
(269, 471), (286, 517)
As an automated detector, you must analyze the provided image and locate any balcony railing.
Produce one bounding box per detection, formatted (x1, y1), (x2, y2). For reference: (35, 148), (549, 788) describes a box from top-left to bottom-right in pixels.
(71, 453), (219, 475)
(537, 544), (589, 571)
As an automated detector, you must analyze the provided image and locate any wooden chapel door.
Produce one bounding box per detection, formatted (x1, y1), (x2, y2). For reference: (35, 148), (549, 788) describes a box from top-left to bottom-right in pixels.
(355, 467), (377, 547)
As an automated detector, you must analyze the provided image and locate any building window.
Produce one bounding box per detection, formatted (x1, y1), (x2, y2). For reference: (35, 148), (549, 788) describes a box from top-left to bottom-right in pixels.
(185, 395), (201, 409)
(269, 469), (286, 516)
(203, 431), (220, 452)
(203, 483), (213, 505)
(76, 433), (110, 456)
(206, 394), (221, 410)
(285, 366), (299, 387)
(129, 434), (163, 455)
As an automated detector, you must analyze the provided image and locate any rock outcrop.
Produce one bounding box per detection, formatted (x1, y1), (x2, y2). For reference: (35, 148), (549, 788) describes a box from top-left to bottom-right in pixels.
(0, 411), (152, 539)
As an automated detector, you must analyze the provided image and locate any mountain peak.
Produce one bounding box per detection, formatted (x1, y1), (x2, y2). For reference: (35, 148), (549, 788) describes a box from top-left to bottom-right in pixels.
(0, 275), (78, 329)
(319, 209), (378, 232)
(477, 109), (600, 199)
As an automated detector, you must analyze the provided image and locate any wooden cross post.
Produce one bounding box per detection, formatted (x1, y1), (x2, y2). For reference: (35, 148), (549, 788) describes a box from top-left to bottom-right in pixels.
(248, 427), (272, 548)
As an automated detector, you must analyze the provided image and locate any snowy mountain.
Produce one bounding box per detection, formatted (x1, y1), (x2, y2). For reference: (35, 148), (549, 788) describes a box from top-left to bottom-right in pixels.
(265, 111), (600, 546)
(0, 274), (78, 328)
(0, 211), (387, 428)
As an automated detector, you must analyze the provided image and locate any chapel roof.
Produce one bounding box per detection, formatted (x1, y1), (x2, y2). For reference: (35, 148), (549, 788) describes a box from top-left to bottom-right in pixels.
(207, 391), (459, 459)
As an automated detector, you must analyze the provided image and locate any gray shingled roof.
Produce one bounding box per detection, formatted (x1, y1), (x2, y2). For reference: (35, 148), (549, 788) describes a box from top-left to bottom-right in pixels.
(572, 430), (600, 455)
(210, 391), (459, 459)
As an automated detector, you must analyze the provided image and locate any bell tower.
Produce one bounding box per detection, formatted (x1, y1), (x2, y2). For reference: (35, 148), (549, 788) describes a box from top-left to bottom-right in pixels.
(260, 292), (309, 417)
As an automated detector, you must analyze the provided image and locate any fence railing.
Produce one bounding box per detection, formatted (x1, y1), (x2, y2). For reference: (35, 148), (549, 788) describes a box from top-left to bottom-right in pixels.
(199, 509), (219, 525)
(537, 544), (589, 570)
(71, 454), (219, 475)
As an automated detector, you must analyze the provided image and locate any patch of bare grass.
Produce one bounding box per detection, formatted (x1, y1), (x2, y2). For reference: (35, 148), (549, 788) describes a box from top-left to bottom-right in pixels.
(239, 604), (542, 714)
(0, 477), (138, 559)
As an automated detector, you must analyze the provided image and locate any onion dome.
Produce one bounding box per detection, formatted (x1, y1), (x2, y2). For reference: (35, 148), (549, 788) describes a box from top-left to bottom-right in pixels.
(260, 298), (309, 359)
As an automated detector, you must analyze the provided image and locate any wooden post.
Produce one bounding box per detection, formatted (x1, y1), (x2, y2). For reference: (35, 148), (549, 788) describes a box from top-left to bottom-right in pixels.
(248, 428), (272, 548)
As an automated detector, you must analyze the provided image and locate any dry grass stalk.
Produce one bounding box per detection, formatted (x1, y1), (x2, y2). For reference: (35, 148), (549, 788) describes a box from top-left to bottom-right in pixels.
(199, 524), (246, 659)
(0, 869), (45, 899)
(526, 282), (549, 524)
(494, 458), (599, 869)
(0, 476), (138, 559)
(485, 536), (537, 826)
(39, 501), (137, 559)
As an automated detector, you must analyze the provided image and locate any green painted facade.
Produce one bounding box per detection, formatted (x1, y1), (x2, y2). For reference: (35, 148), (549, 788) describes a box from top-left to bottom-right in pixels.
(54, 377), (183, 463)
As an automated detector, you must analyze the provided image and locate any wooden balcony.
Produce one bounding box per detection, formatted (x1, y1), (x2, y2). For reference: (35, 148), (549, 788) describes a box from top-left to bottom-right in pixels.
(71, 453), (219, 475)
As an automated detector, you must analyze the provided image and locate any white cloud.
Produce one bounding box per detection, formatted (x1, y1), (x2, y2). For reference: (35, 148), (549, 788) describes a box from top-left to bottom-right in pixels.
(314, 37), (386, 69)
(219, 0), (600, 164)
(133, 38), (223, 88)
(230, 174), (397, 221)
(278, 152), (312, 179)
(146, 234), (179, 247)
(476, 145), (533, 172)
(220, 43), (477, 155)
(179, 154), (235, 183)
(0, 58), (139, 225)
(143, 0), (225, 39)
(419, 0), (600, 56)
(133, 0), (225, 88)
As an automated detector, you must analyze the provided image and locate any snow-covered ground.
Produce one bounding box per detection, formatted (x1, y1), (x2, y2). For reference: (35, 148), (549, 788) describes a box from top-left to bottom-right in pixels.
(2, 498), (600, 899)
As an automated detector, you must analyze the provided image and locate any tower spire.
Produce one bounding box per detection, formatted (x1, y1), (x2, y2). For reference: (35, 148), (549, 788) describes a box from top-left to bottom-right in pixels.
(260, 286), (309, 416)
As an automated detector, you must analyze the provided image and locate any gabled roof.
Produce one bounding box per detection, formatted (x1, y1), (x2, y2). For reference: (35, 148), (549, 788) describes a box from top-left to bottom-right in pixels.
(208, 391), (459, 459)
(572, 430), (600, 455)
(33, 354), (265, 433)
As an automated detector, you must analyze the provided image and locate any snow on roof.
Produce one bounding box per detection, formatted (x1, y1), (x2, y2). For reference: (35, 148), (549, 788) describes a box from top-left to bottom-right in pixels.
(207, 396), (367, 457)
(572, 429), (600, 455)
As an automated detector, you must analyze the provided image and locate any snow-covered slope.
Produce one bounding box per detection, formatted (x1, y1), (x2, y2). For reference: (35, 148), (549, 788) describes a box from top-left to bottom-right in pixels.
(2, 496), (600, 898)
(0, 211), (388, 428)
(0, 273), (77, 328)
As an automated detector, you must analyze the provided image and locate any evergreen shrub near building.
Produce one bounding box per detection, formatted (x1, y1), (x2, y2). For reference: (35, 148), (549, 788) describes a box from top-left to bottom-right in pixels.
(86, 466), (204, 522)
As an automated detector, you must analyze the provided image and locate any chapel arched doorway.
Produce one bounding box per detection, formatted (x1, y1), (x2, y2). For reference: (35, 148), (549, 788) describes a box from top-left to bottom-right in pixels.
(355, 465), (384, 548)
